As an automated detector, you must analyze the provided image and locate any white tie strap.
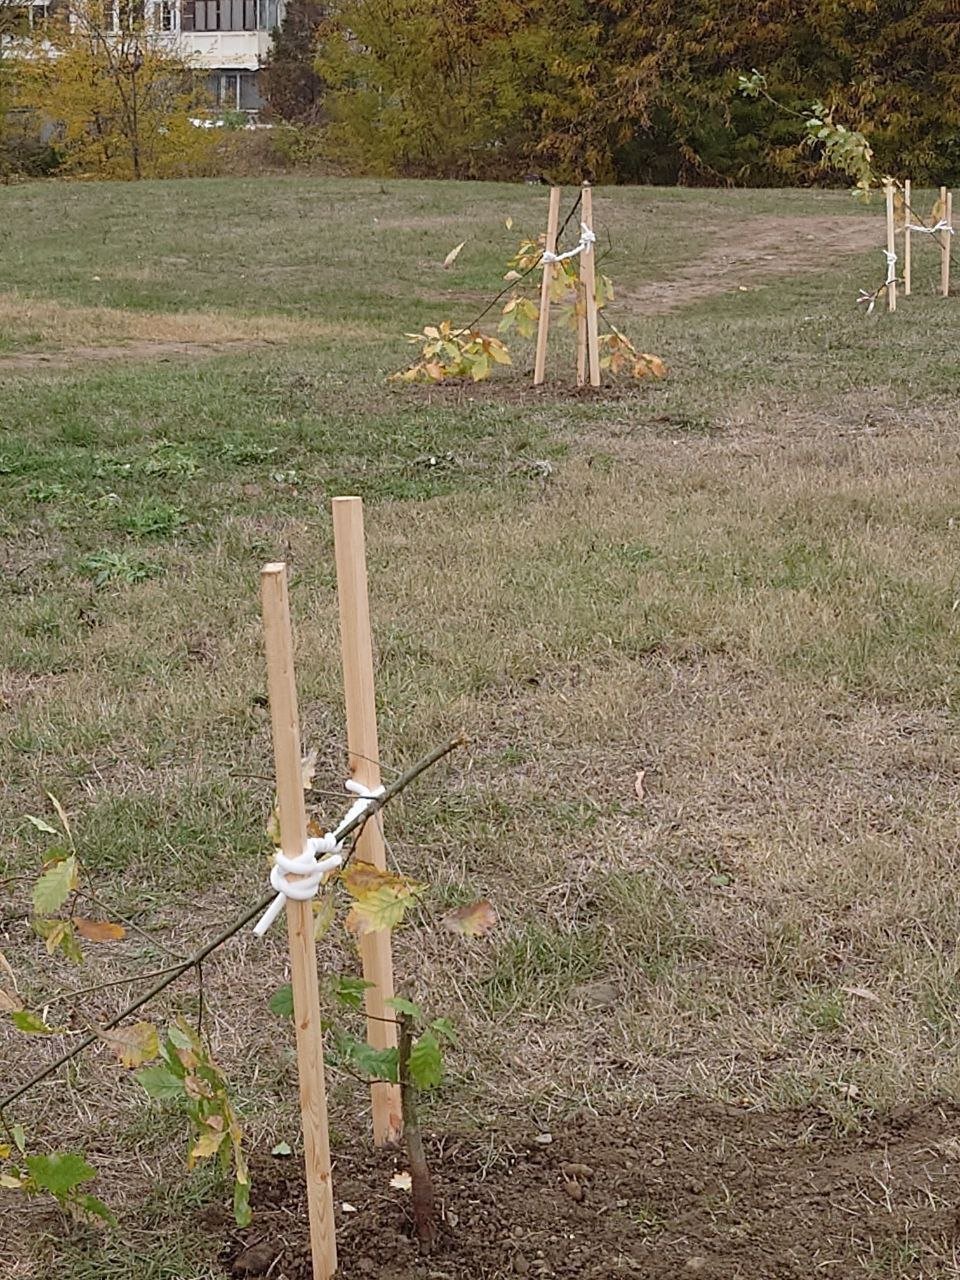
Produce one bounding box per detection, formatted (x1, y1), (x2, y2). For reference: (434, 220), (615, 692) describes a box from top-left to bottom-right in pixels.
(906, 219), (954, 235)
(541, 223), (596, 265)
(253, 778), (386, 937)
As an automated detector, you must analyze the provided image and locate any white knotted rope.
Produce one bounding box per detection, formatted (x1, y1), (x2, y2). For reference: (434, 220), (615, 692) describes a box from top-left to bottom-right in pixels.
(541, 223), (596, 265)
(253, 778), (386, 936)
(905, 219), (954, 235)
(884, 248), (897, 285)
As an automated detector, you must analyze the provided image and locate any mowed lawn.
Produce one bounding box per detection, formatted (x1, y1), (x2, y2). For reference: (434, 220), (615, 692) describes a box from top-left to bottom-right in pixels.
(2, 176), (960, 1278)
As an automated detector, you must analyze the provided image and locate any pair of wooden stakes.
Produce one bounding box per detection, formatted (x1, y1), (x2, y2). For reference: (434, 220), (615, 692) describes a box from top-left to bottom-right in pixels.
(883, 180), (954, 311)
(261, 496), (400, 1279)
(533, 182), (602, 388)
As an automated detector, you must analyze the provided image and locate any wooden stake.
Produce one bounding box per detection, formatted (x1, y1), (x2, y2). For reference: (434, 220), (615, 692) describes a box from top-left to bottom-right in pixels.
(533, 186), (561, 387)
(903, 178), (911, 296)
(260, 563), (337, 1280)
(942, 189), (953, 298)
(331, 496), (402, 1147)
(575, 293), (587, 386)
(580, 183), (601, 387)
(884, 181), (897, 313)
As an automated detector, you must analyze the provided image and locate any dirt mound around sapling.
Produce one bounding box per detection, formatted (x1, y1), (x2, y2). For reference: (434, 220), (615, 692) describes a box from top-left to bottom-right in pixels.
(220, 1099), (960, 1279)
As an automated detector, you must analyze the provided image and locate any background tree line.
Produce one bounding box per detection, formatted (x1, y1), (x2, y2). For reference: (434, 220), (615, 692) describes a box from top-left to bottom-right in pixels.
(292, 0), (960, 185)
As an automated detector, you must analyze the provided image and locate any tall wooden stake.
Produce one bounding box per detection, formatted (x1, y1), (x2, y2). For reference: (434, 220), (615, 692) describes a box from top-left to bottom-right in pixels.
(885, 181), (897, 313)
(261, 564), (337, 1280)
(580, 183), (601, 387)
(575, 292), (587, 386)
(331, 497), (402, 1147)
(903, 178), (912, 296)
(533, 186), (561, 387)
(942, 189), (953, 298)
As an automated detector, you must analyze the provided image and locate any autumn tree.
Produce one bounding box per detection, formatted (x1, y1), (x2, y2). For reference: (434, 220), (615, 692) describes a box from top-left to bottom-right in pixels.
(314, 0), (960, 186)
(16, 0), (215, 179)
(260, 0), (326, 123)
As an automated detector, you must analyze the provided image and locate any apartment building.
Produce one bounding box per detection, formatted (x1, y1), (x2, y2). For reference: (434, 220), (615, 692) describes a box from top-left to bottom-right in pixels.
(6, 0), (285, 113)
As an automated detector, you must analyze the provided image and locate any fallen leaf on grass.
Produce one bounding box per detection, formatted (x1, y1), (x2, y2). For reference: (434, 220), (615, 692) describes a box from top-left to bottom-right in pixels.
(441, 900), (497, 937)
(390, 1171), (412, 1191)
(442, 241), (466, 269)
(0, 989), (23, 1013)
(841, 985), (881, 1003)
(634, 769), (646, 801)
(73, 918), (126, 942)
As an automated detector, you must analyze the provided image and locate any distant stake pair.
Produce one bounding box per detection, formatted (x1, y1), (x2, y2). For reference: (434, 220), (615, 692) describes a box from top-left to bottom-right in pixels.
(534, 181), (602, 388)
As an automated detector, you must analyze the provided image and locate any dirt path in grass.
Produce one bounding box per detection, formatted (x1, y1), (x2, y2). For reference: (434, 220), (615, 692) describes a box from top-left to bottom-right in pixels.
(220, 1100), (960, 1278)
(620, 213), (878, 314)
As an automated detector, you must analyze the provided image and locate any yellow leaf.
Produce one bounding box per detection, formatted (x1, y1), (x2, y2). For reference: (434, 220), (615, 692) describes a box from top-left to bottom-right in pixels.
(504, 216), (513, 230)
(102, 1021), (159, 1069)
(0, 1174), (23, 1189)
(189, 1129), (226, 1164)
(73, 918), (126, 943)
(442, 241), (466, 269)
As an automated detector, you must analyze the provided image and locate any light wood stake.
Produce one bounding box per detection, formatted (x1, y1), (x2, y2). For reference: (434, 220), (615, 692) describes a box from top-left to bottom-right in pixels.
(942, 189), (953, 298)
(331, 497), (402, 1147)
(904, 178), (912, 296)
(884, 181), (897, 313)
(260, 564), (337, 1280)
(580, 183), (601, 386)
(533, 186), (561, 387)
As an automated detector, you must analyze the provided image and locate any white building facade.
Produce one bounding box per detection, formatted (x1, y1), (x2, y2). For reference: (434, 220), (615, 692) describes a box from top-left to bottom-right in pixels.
(8, 0), (286, 113)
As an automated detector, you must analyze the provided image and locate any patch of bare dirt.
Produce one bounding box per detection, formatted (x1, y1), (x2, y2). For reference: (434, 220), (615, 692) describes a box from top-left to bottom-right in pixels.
(220, 1101), (960, 1278)
(621, 214), (878, 314)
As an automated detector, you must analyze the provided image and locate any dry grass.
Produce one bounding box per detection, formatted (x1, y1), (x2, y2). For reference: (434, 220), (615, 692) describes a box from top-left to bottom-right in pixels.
(2, 176), (960, 1276)
(0, 290), (373, 354)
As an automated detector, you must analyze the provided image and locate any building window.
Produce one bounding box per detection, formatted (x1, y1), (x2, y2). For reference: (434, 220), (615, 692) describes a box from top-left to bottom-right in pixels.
(182, 0), (259, 30)
(157, 0), (175, 29)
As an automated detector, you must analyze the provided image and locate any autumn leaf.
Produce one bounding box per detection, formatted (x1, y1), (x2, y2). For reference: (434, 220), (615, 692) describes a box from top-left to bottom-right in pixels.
(441, 900), (497, 937)
(342, 860), (423, 934)
(442, 240), (466, 269)
(189, 1127), (226, 1165)
(0, 988), (23, 1013)
(26, 815), (60, 836)
(11, 1009), (57, 1035)
(391, 1171), (412, 1191)
(301, 749), (318, 790)
(32, 854), (78, 916)
(102, 1021), (159, 1068)
(634, 770), (646, 802)
(73, 918), (126, 943)
(504, 215), (513, 230)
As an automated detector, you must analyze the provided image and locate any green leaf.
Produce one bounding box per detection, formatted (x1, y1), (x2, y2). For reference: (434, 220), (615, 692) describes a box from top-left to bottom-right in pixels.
(12, 1125), (26, 1154)
(271, 1141), (293, 1156)
(332, 976), (374, 1010)
(32, 855), (78, 916)
(77, 1193), (116, 1225)
(430, 1017), (457, 1044)
(11, 1009), (56, 1035)
(135, 1064), (184, 1101)
(233, 1174), (252, 1227)
(334, 1033), (399, 1082)
(408, 1030), (443, 1090)
(268, 984), (294, 1018)
(385, 996), (421, 1018)
(25, 1152), (96, 1198)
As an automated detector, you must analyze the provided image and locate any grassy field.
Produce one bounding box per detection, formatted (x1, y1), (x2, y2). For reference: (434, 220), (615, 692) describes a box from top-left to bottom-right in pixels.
(3, 176), (960, 1279)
